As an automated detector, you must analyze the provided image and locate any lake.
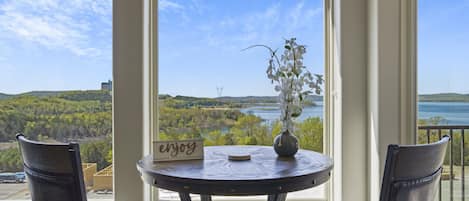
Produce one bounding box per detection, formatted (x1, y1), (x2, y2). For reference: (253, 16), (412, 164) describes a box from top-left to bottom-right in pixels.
(241, 102), (469, 125)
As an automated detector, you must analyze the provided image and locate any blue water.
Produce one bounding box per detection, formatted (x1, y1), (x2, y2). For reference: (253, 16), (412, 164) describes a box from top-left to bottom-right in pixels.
(419, 102), (469, 125)
(241, 102), (469, 125)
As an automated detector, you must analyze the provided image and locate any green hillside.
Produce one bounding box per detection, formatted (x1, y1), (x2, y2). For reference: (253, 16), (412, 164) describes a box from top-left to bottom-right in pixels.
(0, 90), (113, 171)
(161, 95), (239, 108)
(1, 90), (466, 173)
(0, 90), (324, 172)
(0, 91), (66, 100)
(0, 92), (112, 142)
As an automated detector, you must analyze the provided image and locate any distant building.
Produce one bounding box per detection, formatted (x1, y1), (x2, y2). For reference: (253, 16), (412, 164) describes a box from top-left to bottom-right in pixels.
(101, 80), (112, 91)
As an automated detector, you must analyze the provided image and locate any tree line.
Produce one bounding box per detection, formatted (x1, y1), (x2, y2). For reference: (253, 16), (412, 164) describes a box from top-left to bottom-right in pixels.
(0, 92), (112, 142)
(4, 91), (463, 173)
(0, 91), (469, 174)
(0, 91), (324, 172)
(0, 91), (112, 172)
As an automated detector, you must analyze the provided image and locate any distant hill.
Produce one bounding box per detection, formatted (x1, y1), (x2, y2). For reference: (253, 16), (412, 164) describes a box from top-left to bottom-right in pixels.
(3, 91), (468, 103)
(419, 93), (469, 102)
(216, 96), (278, 104)
(0, 91), (64, 100)
(155, 94), (325, 108)
(21, 91), (65, 97)
(216, 95), (323, 104)
(58, 90), (111, 102)
(0, 93), (11, 100)
(160, 95), (234, 108)
(0, 90), (110, 101)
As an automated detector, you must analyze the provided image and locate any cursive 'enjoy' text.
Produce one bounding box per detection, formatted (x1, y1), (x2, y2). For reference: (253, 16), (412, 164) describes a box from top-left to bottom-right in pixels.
(158, 142), (197, 157)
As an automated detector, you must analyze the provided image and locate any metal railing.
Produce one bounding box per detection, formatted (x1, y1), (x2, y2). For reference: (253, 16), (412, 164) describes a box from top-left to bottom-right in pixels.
(418, 125), (469, 201)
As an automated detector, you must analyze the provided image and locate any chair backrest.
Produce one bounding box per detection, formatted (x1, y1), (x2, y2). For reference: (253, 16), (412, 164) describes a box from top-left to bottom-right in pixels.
(16, 133), (87, 201)
(379, 135), (450, 201)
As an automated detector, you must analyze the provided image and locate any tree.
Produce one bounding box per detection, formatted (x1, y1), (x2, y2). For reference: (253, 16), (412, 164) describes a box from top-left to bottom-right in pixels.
(234, 115), (262, 137)
(0, 147), (23, 172)
(80, 138), (112, 170)
(296, 117), (323, 152)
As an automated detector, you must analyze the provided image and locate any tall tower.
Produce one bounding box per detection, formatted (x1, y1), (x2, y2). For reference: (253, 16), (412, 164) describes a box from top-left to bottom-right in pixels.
(216, 86), (224, 97)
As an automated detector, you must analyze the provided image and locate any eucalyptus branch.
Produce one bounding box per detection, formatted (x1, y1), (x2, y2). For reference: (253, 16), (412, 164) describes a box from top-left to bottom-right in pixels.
(242, 45), (282, 68)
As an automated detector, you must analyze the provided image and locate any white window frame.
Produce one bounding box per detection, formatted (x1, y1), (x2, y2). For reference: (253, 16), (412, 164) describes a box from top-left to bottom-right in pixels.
(147, 0), (334, 201)
(113, 0), (150, 201)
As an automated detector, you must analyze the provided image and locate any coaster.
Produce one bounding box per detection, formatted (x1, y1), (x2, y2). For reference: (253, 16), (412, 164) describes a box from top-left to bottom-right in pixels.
(228, 154), (251, 161)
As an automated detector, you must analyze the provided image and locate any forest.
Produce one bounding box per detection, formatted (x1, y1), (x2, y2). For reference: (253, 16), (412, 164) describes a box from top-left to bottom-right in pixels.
(0, 91), (113, 171)
(0, 90), (324, 172)
(0, 90), (461, 173)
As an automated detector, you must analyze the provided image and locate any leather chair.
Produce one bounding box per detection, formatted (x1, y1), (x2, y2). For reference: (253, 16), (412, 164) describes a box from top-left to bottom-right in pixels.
(16, 133), (87, 201)
(380, 135), (450, 201)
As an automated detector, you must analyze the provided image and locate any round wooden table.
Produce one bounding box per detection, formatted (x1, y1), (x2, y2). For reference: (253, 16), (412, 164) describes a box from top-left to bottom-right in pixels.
(137, 146), (333, 201)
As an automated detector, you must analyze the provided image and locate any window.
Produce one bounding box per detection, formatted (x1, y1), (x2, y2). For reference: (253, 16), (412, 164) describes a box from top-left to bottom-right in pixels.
(417, 0), (469, 200)
(157, 0), (326, 200)
(0, 0), (113, 200)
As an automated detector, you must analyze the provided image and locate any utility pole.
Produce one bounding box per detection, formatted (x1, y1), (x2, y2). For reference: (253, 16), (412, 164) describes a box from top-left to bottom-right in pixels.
(216, 86), (224, 97)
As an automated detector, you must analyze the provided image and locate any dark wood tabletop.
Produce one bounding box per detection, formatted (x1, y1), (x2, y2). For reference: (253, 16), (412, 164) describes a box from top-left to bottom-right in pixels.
(137, 145), (333, 201)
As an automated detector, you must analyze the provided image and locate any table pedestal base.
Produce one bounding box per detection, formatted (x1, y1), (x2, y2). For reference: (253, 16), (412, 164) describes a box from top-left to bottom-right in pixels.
(268, 194), (287, 201)
(178, 193), (287, 201)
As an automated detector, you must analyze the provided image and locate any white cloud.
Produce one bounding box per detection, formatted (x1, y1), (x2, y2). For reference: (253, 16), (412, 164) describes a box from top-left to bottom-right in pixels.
(159, 0), (184, 11)
(158, 0), (192, 25)
(199, 3), (281, 49)
(289, 2), (304, 30)
(0, 0), (111, 57)
(188, 0), (209, 14)
(196, 2), (322, 51)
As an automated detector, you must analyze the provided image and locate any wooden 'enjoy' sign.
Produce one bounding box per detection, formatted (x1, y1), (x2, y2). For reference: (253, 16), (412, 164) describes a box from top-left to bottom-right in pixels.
(153, 139), (204, 161)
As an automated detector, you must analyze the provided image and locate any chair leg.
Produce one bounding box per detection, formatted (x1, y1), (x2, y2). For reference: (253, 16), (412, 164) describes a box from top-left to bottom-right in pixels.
(268, 193), (287, 201)
(179, 192), (191, 201)
(201, 194), (212, 201)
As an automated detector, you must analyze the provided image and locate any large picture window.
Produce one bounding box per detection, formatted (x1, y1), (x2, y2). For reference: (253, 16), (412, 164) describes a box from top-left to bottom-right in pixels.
(0, 0), (113, 200)
(157, 0), (327, 200)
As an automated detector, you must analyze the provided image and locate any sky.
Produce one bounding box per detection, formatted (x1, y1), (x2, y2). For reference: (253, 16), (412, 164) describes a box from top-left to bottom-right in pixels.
(0, 0), (112, 94)
(158, 0), (324, 97)
(0, 0), (467, 96)
(418, 0), (469, 94)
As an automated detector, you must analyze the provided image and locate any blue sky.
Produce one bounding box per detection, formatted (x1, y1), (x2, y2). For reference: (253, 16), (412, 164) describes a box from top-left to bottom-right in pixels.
(418, 0), (469, 94)
(0, 0), (112, 94)
(158, 0), (324, 97)
(0, 0), (467, 96)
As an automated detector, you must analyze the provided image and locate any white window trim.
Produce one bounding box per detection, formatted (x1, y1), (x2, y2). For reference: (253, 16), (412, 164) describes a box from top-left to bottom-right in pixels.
(324, 0), (335, 200)
(399, 0), (417, 146)
(148, 0), (159, 200)
(113, 0), (147, 201)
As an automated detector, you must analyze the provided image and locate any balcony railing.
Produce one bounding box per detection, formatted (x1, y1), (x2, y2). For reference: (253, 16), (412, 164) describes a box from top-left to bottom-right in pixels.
(418, 125), (469, 201)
